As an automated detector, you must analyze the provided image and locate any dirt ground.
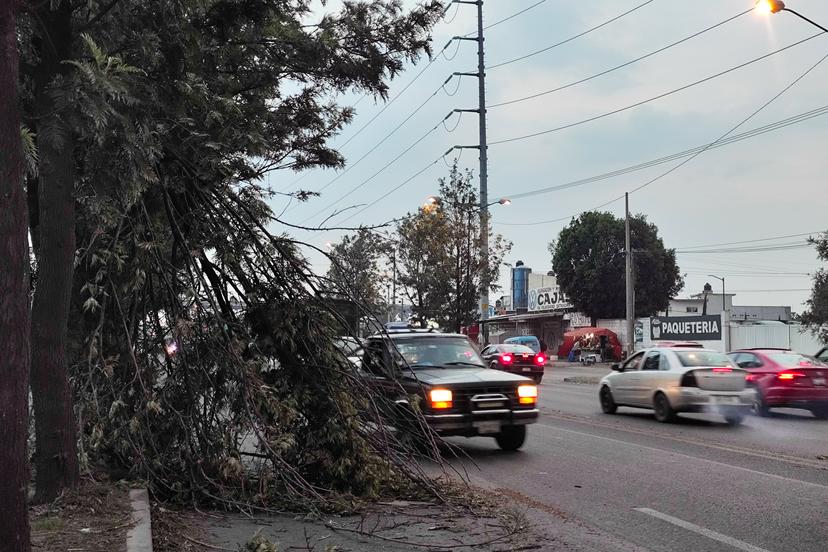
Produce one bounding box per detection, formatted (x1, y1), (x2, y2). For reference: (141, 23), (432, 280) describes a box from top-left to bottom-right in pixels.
(29, 480), (132, 552)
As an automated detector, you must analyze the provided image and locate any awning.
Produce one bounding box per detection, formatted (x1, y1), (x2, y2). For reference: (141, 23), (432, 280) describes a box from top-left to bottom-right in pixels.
(483, 311), (567, 324)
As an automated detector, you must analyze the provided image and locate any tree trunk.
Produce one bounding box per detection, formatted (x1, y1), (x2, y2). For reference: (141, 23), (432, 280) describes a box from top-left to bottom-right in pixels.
(29, 0), (79, 503)
(0, 1), (33, 550)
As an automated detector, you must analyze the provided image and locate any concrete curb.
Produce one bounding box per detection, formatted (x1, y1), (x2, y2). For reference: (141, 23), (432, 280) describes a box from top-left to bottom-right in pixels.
(127, 488), (153, 552)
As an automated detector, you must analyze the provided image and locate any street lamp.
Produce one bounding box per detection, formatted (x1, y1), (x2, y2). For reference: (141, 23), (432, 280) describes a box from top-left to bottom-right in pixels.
(426, 195), (511, 208)
(755, 1), (828, 33)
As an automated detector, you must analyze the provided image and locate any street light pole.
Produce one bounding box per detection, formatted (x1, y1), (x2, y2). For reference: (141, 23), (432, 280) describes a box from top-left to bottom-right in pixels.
(625, 193), (634, 357)
(475, 0), (491, 345)
(756, 1), (828, 33)
(708, 274), (727, 349)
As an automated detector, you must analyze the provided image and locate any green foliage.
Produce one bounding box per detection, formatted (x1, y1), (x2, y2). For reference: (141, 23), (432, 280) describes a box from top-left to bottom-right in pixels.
(801, 231), (828, 344)
(550, 211), (684, 321)
(326, 229), (392, 321)
(18, 0), (447, 510)
(395, 163), (511, 331)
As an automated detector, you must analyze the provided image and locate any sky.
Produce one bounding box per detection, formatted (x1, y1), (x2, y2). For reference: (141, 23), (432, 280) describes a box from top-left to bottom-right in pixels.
(270, 0), (828, 314)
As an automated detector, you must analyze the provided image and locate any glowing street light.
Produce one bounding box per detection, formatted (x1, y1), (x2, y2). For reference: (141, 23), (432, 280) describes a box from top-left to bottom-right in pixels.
(755, 1), (828, 33)
(495, 198), (512, 207)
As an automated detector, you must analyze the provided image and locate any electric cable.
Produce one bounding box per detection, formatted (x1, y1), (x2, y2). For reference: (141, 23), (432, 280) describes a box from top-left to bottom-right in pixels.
(300, 113), (456, 224)
(503, 105), (828, 201)
(676, 231), (822, 250)
(490, 33), (824, 146)
(487, 0), (657, 70)
(497, 48), (828, 227)
(488, 9), (752, 109)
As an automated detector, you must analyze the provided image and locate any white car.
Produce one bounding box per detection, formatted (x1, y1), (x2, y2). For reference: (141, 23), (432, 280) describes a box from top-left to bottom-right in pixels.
(599, 347), (753, 425)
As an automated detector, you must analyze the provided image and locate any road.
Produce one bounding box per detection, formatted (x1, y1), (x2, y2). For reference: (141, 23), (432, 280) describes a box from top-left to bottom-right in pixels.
(445, 363), (828, 552)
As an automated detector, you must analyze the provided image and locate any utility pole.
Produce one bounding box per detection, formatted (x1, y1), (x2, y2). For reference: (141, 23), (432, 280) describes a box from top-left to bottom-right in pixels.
(625, 193), (634, 357)
(450, 1), (490, 343)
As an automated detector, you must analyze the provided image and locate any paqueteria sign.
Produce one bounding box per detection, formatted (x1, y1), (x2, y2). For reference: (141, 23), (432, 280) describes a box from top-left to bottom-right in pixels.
(650, 315), (722, 341)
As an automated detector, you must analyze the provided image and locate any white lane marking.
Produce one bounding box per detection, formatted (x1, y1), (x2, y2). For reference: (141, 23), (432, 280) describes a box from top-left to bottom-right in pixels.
(634, 508), (774, 552)
(535, 424), (828, 490)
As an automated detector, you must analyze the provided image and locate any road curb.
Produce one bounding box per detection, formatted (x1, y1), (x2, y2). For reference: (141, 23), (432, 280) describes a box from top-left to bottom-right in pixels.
(127, 488), (153, 552)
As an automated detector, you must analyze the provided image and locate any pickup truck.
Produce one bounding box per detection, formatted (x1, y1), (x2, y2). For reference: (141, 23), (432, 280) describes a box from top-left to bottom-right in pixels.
(361, 329), (539, 450)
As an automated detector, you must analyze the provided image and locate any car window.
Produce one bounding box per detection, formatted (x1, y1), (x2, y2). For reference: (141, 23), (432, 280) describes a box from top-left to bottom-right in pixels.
(659, 352), (671, 371)
(767, 352), (822, 368)
(622, 352), (645, 371)
(738, 353), (762, 368)
(675, 351), (735, 367)
(392, 336), (485, 368)
(362, 340), (387, 376)
(481, 346), (494, 356)
(500, 344), (535, 354)
(642, 352), (661, 371)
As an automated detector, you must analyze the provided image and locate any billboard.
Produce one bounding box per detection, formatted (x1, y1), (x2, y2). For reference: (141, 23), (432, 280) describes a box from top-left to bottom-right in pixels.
(650, 315), (722, 341)
(528, 286), (573, 312)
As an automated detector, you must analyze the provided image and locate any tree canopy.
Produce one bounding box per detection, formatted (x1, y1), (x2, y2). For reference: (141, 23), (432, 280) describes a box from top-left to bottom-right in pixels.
(802, 231), (828, 344)
(15, 0), (447, 510)
(395, 164), (511, 332)
(550, 211), (683, 321)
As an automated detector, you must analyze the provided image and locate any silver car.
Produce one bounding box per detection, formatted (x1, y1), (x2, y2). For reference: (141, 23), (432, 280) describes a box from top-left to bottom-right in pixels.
(599, 347), (753, 425)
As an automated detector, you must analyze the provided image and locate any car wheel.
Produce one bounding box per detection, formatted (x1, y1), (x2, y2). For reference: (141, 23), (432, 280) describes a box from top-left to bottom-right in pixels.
(599, 386), (617, 414)
(653, 392), (676, 423)
(724, 412), (745, 426)
(810, 406), (828, 420)
(751, 388), (770, 417)
(495, 425), (527, 451)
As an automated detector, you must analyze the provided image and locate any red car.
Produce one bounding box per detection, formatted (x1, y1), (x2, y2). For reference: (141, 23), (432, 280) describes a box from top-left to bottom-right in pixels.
(481, 344), (546, 384)
(728, 348), (828, 419)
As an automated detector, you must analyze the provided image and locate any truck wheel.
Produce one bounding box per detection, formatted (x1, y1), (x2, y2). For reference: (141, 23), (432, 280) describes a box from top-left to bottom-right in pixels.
(653, 392), (676, 423)
(495, 425), (526, 451)
(600, 386), (617, 414)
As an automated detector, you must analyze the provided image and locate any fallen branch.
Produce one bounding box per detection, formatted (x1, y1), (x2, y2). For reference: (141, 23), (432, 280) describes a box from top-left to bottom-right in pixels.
(183, 534), (236, 551)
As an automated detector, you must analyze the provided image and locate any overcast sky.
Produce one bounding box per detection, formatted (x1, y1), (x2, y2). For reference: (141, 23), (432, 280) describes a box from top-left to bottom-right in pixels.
(272, 0), (828, 313)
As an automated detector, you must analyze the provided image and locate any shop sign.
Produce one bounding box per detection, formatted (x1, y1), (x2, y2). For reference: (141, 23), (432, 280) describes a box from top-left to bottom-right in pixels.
(650, 315), (722, 341)
(528, 286), (572, 312)
(564, 312), (591, 327)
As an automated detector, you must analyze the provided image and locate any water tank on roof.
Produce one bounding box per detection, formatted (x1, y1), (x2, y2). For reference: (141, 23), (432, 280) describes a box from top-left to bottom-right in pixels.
(512, 262), (531, 311)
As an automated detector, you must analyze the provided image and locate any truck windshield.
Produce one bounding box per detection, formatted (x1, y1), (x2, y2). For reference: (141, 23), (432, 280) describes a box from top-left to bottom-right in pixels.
(393, 337), (485, 368)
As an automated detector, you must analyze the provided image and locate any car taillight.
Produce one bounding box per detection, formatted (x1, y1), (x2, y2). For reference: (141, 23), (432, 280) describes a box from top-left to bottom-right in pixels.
(712, 367), (732, 373)
(429, 389), (453, 409)
(501, 354), (513, 365)
(518, 384), (538, 405)
(745, 373), (757, 382)
(680, 371), (698, 387)
(777, 371), (806, 381)
(535, 354), (546, 365)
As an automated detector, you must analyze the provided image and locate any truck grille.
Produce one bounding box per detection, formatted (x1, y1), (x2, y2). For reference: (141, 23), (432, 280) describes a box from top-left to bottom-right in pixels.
(452, 386), (519, 412)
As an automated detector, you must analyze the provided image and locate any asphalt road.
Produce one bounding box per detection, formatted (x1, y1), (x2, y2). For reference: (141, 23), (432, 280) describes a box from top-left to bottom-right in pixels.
(445, 364), (828, 552)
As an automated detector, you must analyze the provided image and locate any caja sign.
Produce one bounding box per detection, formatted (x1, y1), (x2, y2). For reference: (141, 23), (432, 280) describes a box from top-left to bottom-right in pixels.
(650, 315), (722, 341)
(528, 287), (573, 312)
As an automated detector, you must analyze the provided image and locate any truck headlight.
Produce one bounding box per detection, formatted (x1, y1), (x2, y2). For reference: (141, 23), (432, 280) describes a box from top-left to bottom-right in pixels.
(518, 384), (538, 405)
(430, 389), (453, 409)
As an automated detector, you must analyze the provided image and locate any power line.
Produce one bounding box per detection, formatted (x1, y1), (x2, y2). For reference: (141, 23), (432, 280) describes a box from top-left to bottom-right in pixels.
(337, 154), (448, 225)
(299, 112), (455, 224)
(496, 47), (828, 227)
(676, 242), (813, 254)
(677, 231), (821, 250)
(487, 0), (657, 70)
(482, 0), (548, 32)
(502, 105), (828, 201)
(488, 9), (751, 109)
(490, 33), (824, 146)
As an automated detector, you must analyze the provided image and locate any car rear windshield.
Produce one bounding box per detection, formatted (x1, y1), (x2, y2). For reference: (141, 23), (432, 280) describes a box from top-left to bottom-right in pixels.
(768, 353), (823, 367)
(500, 345), (535, 354)
(393, 337), (484, 368)
(675, 351), (735, 368)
